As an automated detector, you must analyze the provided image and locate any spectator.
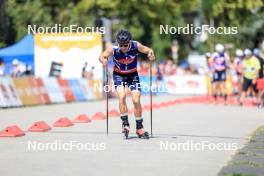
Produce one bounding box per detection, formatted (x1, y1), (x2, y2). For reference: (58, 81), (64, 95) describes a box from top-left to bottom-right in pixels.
(0, 57), (5, 76)
(81, 62), (95, 80)
(23, 64), (33, 76)
(10, 59), (23, 77)
(81, 62), (88, 78)
(253, 48), (264, 78)
(239, 49), (260, 105)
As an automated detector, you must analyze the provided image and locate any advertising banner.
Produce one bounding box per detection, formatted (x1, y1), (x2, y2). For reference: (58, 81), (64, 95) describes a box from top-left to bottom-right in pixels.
(34, 33), (103, 79)
(164, 75), (207, 95)
(0, 77), (21, 107)
(42, 77), (65, 103)
(12, 77), (39, 106)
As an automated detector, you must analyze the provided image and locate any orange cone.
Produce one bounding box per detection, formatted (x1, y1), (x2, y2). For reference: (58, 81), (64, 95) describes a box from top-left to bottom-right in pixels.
(92, 112), (105, 120)
(143, 104), (151, 111)
(73, 114), (91, 123)
(53, 117), (73, 127)
(159, 102), (169, 108)
(167, 100), (175, 106)
(28, 121), (51, 132)
(108, 109), (120, 117)
(173, 99), (182, 104)
(0, 125), (25, 137)
(152, 103), (161, 109)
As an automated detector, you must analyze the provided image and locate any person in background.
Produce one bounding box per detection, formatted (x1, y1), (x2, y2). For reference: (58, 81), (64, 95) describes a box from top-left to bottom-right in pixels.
(253, 48), (264, 107)
(0, 57), (5, 76)
(23, 64), (33, 76)
(10, 59), (23, 77)
(205, 52), (214, 97)
(253, 48), (264, 79)
(86, 66), (95, 80)
(81, 62), (88, 78)
(211, 44), (230, 104)
(239, 49), (260, 105)
(233, 49), (244, 100)
(81, 62), (95, 80)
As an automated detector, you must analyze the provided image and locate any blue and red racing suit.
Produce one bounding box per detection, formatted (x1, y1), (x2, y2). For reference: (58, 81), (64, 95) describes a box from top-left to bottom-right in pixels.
(212, 52), (228, 82)
(112, 41), (141, 91)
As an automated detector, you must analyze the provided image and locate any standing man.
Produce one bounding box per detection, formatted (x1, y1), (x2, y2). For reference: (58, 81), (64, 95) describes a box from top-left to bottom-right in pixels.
(211, 44), (230, 104)
(99, 29), (155, 138)
(0, 57), (5, 76)
(233, 49), (244, 100)
(239, 49), (261, 105)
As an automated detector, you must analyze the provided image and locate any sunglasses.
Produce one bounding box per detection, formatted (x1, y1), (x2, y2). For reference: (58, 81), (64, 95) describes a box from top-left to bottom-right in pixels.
(119, 43), (129, 48)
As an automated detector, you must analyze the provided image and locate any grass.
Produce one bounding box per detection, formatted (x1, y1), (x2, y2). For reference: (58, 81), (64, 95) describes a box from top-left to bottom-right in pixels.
(224, 173), (257, 176)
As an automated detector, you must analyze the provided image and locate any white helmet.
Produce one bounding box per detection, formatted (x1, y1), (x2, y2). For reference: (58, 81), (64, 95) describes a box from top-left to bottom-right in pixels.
(244, 48), (252, 57)
(215, 43), (225, 53)
(253, 48), (260, 56)
(235, 49), (244, 57)
(211, 52), (219, 59)
(205, 52), (211, 58)
(12, 59), (19, 65)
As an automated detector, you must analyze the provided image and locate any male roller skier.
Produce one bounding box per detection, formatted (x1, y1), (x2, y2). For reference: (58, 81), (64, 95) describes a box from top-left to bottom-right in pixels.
(99, 29), (155, 138)
(211, 44), (230, 104)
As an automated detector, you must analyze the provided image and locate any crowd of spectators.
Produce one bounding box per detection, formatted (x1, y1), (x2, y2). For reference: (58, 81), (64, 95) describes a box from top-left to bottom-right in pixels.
(0, 57), (33, 77)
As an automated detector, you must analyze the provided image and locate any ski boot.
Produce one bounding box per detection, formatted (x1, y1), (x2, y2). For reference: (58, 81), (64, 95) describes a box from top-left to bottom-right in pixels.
(136, 119), (149, 139)
(121, 115), (130, 139)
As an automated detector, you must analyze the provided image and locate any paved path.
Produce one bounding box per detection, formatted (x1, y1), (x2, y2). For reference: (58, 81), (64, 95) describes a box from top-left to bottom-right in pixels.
(0, 95), (263, 176)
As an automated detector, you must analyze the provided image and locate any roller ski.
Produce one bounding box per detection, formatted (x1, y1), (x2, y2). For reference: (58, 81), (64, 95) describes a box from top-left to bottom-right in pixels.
(136, 119), (149, 139)
(122, 125), (130, 139)
(136, 129), (149, 139)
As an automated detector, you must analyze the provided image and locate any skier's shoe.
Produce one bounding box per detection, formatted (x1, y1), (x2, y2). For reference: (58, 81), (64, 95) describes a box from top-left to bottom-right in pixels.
(136, 128), (149, 139)
(136, 119), (149, 139)
(122, 125), (130, 139)
(121, 115), (130, 139)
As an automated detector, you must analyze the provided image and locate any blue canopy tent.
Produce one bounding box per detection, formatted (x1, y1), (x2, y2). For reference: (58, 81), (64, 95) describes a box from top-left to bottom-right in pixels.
(0, 34), (34, 75)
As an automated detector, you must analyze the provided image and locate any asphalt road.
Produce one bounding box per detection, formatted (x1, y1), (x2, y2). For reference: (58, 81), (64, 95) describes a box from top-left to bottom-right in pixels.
(0, 95), (263, 176)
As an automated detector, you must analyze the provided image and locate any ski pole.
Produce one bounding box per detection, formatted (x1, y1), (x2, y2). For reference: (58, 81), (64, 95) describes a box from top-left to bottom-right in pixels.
(105, 64), (109, 136)
(150, 61), (153, 137)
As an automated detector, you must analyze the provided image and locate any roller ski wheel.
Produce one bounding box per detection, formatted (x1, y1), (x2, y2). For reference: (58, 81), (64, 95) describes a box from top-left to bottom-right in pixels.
(122, 126), (130, 139)
(136, 129), (149, 139)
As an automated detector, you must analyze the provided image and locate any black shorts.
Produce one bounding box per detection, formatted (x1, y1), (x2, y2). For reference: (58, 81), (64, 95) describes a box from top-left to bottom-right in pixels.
(213, 71), (226, 82)
(242, 77), (258, 93)
(113, 71), (141, 91)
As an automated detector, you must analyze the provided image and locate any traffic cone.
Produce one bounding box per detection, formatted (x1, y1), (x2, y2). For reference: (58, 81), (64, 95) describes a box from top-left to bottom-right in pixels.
(92, 112), (105, 120)
(159, 102), (169, 108)
(28, 121), (51, 132)
(53, 117), (73, 127)
(108, 109), (120, 117)
(174, 99), (183, 104)
(152, 103), (161, 109)
(0, 125), (25, 137)
(167, 100), (175, 106)
(73, 114), (91, 123)
(143, 104), (151, 111)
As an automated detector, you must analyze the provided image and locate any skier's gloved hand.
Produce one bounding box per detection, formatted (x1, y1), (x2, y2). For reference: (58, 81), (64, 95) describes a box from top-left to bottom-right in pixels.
(99, 57), (108, 66)
(148, 50), (155, 61)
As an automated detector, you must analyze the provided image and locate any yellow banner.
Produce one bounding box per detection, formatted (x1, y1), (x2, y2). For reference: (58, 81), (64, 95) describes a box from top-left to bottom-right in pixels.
(34, 33), (102, 51)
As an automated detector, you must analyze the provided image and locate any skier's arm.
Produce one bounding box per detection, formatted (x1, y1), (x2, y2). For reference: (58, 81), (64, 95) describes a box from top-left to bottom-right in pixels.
(99, 45), (113, 66)
(137, 42), (155, 61)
